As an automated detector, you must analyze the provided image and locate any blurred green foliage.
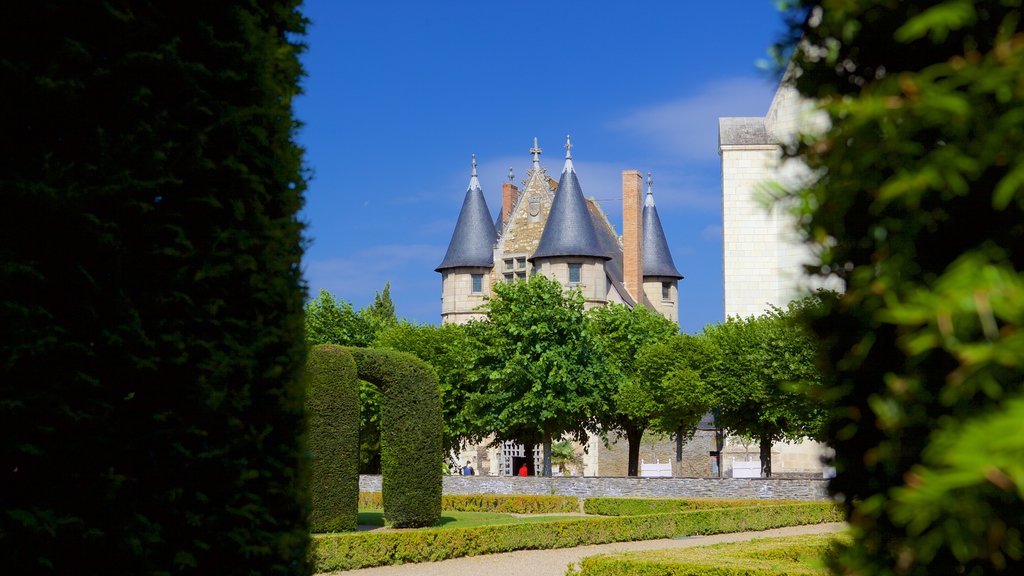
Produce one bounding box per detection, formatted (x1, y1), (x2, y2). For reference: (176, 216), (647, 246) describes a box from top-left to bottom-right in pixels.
(781, 1), (1024, 573)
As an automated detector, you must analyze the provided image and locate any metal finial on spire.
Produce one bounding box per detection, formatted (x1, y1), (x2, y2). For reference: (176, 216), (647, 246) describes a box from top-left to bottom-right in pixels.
(530, 137), (542, 163)
(565, 134), (573, 159)
(645, 172), (656, 207)
(508, 167), (514, 182)
(647, 172), (653, 193)
(472, 153), (478, 177)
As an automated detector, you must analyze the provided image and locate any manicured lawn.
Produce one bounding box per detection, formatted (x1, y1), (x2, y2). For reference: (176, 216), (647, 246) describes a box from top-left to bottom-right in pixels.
(358, 509), (582, 529)
(568, 533), (848, 575)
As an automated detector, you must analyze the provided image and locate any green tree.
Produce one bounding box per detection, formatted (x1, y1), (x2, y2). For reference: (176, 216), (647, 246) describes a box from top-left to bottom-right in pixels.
(303, 287), (397, 473)
(364, 282), (398, 335)
(304, 289), (374, 347)
(1, 3), (310, 573)
(702, 298), (826, 477)
(373, 320), (480, 462)
(587, 303), (678, 476)
(634, 334), (720, 473)
(780, 1), (1024, 573)
(468, 274), (613, 476)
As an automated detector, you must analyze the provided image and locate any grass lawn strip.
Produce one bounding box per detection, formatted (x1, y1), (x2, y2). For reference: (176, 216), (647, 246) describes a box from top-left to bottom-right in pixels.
(358, 509), (583, 529)
(567, 533), (849, 575)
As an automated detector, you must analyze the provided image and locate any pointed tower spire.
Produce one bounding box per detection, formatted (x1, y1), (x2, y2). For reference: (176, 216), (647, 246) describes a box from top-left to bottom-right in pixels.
(435, 155), (499, 271)
(642, 172), (683, 278)
(562, 134), (574, 174)
(531, 140), (609, 262)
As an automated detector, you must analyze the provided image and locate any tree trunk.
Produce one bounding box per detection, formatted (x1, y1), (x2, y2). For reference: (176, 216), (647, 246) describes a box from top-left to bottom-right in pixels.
(626, 426), (644, 477)
(675, 425), (684, 477)
(542, 430), (553, 477)
(759, 434), (772, 478)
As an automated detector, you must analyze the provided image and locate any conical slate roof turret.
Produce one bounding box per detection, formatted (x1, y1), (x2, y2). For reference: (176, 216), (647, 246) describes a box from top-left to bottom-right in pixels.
(530, 136), (609, 262)
(436, 155), (499, 272)
(642, 173), (683, 279)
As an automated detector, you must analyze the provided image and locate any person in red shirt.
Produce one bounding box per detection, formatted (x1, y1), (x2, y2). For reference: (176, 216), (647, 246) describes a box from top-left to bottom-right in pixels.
(518, 463), (528, 477)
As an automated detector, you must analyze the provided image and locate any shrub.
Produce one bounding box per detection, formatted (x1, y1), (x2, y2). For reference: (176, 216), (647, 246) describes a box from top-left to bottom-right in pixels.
(1, 3), (310, 574)
(349, 348), (442, 528)
(567, 533), (847, 575)
(313, 502), (843, 571)
(358, 492), (579, 514)
(583, 497), (802, 516)
(307, 345), (360, 532)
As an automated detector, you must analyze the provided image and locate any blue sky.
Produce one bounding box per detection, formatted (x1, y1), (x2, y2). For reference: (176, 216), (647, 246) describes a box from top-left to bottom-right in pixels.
(295, 1), (787, 334)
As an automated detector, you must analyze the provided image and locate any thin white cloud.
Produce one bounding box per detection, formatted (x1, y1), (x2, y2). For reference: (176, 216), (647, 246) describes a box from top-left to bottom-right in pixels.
(701, 224), (723, 241)
(303, 243), (443, 307)
(610, 77), (777, 163)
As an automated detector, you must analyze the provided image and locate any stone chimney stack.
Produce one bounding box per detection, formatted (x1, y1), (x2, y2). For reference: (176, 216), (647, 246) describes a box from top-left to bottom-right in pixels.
(622, 170), (643, 303)
(502, 168), (520, 227)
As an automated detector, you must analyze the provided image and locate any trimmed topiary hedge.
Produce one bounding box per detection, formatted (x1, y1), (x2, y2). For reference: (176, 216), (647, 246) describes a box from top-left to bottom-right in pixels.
(567, 533), (845, 575)
(358, 492), (579, 514)
(584, 497), (803, 516)
(306, 345), (360, 532)
(349, 348), (442, 528)
(314, 502), (843, 571)
(1, 3), (310, 574)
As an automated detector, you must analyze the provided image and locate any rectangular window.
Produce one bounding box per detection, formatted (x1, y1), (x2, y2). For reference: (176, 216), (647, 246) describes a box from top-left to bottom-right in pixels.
(472, 274), (483, 293)
(568, 263), (582, 284)
(662, 281), (671, 301)
(516, 271), (526, 281)
(504, 272), (514, 283)
(504, 258), (514, 271)
(516, 257), (526, 269)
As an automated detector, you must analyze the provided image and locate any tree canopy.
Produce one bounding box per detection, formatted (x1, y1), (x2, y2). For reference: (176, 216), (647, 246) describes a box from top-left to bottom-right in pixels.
(588, 303), (679, 476)
(703, 297), (827, 477)
(468, 274), (614, 476)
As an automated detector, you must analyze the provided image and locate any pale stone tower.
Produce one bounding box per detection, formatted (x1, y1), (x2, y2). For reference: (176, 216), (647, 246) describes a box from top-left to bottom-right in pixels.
(529, 136), (611, 309)
(436, 155), (498, 324)
(641, 173), (683, 322)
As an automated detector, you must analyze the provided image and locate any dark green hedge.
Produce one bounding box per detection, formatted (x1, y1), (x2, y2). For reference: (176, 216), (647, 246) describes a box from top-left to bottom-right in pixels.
(307, 345), (360, 532)
(349, 348), (442, 528)
(1, 3), (310, 574)
(314, 502), (843, 571)
(359, 492), (580, 514)
(584, 497), (802, 516)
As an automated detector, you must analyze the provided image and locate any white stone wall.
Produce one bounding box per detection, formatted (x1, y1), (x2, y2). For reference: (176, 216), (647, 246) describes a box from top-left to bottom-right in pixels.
(642, 277), (678, 323)
(534, 258), (608, 308)
(720, 83), (835, 475)
(440, 267), (491, 324)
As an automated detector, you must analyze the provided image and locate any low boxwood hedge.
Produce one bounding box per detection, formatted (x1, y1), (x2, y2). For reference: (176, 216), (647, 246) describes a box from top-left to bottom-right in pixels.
(583, 497), (804, 516)
(567, 532), (847, 575)
(357, 492), (579, 514)
(313, 501), (843, 572)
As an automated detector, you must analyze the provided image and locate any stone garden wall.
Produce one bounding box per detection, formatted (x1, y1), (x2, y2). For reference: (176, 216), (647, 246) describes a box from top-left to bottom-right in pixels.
(359, 475), (830, 501)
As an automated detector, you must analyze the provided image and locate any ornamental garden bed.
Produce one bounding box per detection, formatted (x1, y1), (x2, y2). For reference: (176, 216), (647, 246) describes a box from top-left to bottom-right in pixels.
(312, 496), (842, 572)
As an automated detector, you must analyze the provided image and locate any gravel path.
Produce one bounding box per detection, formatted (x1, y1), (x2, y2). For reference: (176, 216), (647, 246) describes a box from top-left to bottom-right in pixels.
(319, 522), (845, 576)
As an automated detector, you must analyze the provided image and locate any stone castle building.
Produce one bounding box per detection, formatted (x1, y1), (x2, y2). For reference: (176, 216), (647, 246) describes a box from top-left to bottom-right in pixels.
(437, 136), (681, 325)
(718, 80), (835, 477)
(436, 137), (714, 477)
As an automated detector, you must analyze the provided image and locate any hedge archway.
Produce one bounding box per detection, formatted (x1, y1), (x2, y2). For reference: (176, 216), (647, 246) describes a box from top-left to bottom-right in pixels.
(305, 346), (442, 530)
(306, 345), (360, 532)
(348, 348), (442, 528)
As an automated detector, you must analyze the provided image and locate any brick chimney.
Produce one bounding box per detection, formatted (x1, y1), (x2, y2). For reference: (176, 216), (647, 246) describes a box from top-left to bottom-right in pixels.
(622, 170), (643, 303)
(502, 181), (520, 227)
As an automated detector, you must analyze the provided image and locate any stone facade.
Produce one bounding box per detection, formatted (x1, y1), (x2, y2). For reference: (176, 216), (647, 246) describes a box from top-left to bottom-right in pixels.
(359, 474), (831, 501)
(719, 82), (837, 475)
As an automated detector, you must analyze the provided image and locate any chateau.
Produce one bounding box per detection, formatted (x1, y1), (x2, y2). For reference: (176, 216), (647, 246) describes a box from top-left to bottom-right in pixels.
(437, 136), (682, 326)
(436, 136), (708, 477)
